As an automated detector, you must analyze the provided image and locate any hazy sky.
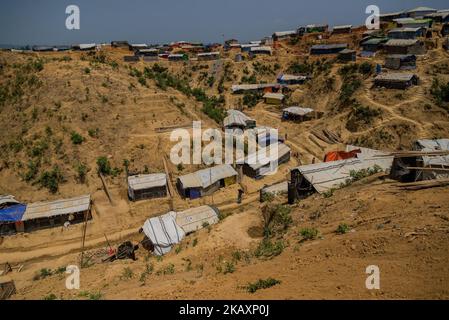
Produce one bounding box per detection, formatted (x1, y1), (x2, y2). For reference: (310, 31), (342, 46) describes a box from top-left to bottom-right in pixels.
(0, 1), (448, 45)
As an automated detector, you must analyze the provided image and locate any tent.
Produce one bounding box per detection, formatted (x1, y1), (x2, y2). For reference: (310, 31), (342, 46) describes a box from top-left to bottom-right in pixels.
(324, 149), (361, 162)
(142, 212), (186, 256)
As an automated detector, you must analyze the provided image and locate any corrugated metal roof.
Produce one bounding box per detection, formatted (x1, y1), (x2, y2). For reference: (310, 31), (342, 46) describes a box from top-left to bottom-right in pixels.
(240, 143), (291, 170)
(128, 173), (167, 191)
(0, 195), (19, 207)
(293, 146), (393, 193)
(231, 83), (280, 93)
(388, 27), (422, 33)
(362, 37), (389, 45)
(311, 43), (348, 50)
(283, 106), (314, 116)
(407, 6), (436, 13)
(333, 25), (353, 30)
(250, 46), (272, 53)
(223, 109), (254, 128)
(22, 195), (91, 221)
(374, 73), (417, 81)
(384, 39), (419, 47)
(178, 164), (237, 189)
(197, 52), (220, 57)
(278, 74), (307, 81)
(273, 30), (296, 37)
(176, 205), (219, 234)
(415, 139), (449, 167)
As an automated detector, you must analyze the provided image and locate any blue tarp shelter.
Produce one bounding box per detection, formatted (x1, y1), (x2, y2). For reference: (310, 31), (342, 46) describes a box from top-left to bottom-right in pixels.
(0, 204), (26, 223)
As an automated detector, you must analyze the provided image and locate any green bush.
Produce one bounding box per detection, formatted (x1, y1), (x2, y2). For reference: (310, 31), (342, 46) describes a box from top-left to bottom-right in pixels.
(96, 156), (111, 175)
(299, 227), (319, 241)
(336, 223), (350, 234)
(246, 278), (281, 293)
(430, 78), (449, 108)
(38, 166), (64, 193)
(70, 132), (85, 145)
(254, 239), (284, 259)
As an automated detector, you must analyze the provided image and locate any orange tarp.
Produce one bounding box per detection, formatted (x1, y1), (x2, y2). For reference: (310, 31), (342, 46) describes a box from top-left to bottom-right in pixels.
(324, 149), (361, 162)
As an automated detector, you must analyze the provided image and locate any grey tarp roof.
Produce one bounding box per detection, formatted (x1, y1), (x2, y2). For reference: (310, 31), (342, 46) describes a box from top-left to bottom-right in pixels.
(293, 146), (393, 194)
(142, 212), (185, 256)
(231, 83), (280, 93)
(178, 164), (238, 189)
(374, 73), (417, 82)
(283, 106), (314, 116)
(273, 30), (297, 37)
(22, 195), (91, 221)
(223, 109), (254, 128)
(414, 139), (449, 167)
(176, 205), (219, 234)
(128, 173), (167, 191)
(263, 92), (285, 100)
(239, 143), (291, 170)
(0, 195), (20, 207)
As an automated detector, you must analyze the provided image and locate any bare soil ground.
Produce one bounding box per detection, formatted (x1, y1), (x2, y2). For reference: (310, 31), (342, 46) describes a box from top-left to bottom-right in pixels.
(1, 29), (449, 299)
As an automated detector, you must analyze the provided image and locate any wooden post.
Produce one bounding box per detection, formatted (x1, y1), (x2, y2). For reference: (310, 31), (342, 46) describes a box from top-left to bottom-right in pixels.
(99, 172), (114, 205)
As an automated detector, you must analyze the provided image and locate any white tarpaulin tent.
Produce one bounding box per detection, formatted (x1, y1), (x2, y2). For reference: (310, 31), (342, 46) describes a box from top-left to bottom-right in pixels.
(293, 146), (393, 194)
(414, 139), (449, 180)
(142, 206), (220, 255)
(142, 212), (186, 256)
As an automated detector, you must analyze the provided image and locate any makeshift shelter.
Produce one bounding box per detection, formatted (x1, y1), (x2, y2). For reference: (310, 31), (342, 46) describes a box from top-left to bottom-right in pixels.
(111, 41), (129, 48)
(176, 164), (238, 199)
(238, 143), (291, 179)
(388, 27), (424, 39)
(310, 43), (347, 55)
(272, 31), (297, 41)
(361, 37), (389, 54)
(124, 55), (140, 62)
(128, 173), (167, 201)
(0, 281), (16, 300)
(323, 149), (361, 162)
(241, 44), (260, 52)
(383, 39), (425, 55)
(277, 74), (308, 85)
(223, 109), (256, 130)
(394, 18), (432, 29)
(129, 43), (149, 51)
(249, 46), (272, 56)
(231, 83), (281, 94)
(305, 24), (329, 33)
(338, 49), (356, 62)
(380, 11), (406, 22)
(21, 195), (91, 232)
(135, 48), (158, 57)
(406, 6), (437, 19)
(142, 212), (185, 256)
(168, 54), (188, 61)
(385, 54), (416, 70)
(197, 52), (220, 61)
(141, 205), (220, 255)
(282, 106), (315, 122)
(425, 12), (449, 23)
(289, 146), (393, 199)
(175, 206), (220, 234)
(32, 46), (54, 52)
(391, 139), (449, 182)
(332, 25), (352, 34)
(73, 43), (96, 51)
(0, 196), (26, 235)
(374, 73), (418, 89)
(263, 92), (285, 105)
